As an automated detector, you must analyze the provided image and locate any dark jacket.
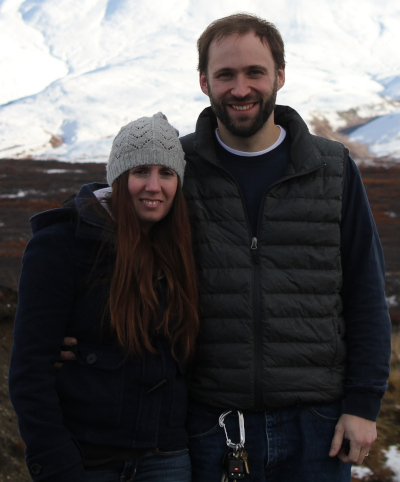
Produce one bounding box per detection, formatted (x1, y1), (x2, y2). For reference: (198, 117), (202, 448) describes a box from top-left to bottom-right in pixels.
(181, 106), (391, 418)
(9, 183), (188, 482)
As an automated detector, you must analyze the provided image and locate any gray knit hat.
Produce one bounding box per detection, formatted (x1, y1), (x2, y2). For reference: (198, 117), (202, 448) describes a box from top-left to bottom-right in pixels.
(106, 112), (185, 186)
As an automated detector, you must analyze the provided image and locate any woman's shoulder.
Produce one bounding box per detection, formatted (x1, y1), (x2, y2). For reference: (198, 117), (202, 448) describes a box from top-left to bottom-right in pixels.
(28, 206), (77, 249)
(23, 208), (78, 265)
(29, 182), (110, 239)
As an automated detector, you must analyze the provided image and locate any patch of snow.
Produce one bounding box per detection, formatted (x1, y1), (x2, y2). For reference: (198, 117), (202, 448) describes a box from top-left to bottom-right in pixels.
(0, 190), (27, 199)
(349, 111), (400, 158)
(384, 446), (400, 482)
(44, 169), (86, 174)
(386, 296), (398, 308)
(351, 465), (373, 479)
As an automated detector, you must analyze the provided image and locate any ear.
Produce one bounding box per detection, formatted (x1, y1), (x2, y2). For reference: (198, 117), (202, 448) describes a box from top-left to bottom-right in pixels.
(277, 68), (285, 91)
(199, 72), (209, 96)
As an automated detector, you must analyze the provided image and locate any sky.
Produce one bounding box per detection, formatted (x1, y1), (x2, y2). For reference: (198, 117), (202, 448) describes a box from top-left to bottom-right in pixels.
(0, 0), (399, 163)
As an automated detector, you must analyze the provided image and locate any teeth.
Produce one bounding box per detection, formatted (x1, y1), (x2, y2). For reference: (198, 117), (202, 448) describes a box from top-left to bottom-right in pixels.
(232, 104), (254, 111)
(143, 200), (160, 206)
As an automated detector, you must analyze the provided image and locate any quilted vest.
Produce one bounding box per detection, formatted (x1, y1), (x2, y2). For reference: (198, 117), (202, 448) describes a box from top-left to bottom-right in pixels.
(182, 106), (348, 410)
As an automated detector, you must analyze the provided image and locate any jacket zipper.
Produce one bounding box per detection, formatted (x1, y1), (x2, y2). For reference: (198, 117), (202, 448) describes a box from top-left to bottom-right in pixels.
(251, 237), (263, 407)
(195, 151), (325, 409)
(252, 162), (326, 408)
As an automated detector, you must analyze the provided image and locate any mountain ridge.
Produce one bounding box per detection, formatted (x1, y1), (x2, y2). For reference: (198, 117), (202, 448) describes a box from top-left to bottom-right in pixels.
(0, 0), (399, 162)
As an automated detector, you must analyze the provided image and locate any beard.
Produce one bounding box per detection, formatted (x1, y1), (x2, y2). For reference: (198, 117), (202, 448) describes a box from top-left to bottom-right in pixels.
(208, 75), (278, 138)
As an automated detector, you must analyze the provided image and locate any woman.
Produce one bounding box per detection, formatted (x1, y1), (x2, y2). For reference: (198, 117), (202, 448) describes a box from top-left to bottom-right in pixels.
(9, 113), (199, 482)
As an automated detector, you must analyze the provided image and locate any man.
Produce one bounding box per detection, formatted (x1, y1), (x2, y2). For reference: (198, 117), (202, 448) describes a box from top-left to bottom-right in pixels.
(61, 13), (391, 481)
(179, 13), (391, 482)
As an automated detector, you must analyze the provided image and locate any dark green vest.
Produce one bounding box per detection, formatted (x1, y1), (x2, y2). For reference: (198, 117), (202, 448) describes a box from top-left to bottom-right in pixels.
(182, 106), (348, 409)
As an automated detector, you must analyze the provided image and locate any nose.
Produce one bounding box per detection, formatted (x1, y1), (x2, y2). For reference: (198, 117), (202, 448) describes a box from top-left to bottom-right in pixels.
(231, 74), (251, 98)
(145, 171), (161, 192)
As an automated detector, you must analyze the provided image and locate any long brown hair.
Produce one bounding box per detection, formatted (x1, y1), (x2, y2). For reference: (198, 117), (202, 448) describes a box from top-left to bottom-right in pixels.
(107, 171), (199, 360)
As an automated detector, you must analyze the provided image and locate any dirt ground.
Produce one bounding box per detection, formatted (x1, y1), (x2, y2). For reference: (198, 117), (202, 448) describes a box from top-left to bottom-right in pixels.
(0, 287), (28, 481)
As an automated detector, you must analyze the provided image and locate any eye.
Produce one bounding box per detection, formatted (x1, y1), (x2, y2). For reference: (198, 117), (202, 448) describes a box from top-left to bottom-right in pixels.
(130, 167), (148, 176)
(248, 69), (264, 77)
(216, 71), (233, 80)
(160, 168), (176, 177)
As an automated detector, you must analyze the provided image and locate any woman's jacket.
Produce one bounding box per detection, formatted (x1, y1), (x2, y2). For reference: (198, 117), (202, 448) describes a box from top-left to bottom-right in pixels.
(9, 183), (188, 482)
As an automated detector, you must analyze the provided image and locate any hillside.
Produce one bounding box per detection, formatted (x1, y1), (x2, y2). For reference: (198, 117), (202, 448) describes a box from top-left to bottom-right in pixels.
(0, 157), (399, 481)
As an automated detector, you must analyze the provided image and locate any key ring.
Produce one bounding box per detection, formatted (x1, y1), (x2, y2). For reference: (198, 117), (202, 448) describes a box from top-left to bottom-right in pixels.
(218, 410), (245, 452)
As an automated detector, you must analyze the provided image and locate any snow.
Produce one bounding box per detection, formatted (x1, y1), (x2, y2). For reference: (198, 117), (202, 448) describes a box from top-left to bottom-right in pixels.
(0, 0), (399, 162)
(384, 446), (400, 482)
(350, 446), (400, 480)
(349, 111), (400, 158)
(386, 295), (398, 308)
(351, 465), (373, 480)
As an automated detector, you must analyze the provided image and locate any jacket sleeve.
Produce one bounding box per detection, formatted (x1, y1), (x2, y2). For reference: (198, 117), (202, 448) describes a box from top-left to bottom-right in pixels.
(340, 156), (392, 421)
(8, 224), (86, 481)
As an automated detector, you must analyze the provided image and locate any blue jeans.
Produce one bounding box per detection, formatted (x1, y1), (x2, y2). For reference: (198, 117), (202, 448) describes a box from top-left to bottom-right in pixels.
(187, 401), (352, 482)
(84, 449), (191, 481)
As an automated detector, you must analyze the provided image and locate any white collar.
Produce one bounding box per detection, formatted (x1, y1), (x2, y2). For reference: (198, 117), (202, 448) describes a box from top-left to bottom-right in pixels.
(215, 126), (286, 157)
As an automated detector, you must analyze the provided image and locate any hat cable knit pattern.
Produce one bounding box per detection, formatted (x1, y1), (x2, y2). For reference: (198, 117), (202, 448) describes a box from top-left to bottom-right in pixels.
(106, 112), (185, 186)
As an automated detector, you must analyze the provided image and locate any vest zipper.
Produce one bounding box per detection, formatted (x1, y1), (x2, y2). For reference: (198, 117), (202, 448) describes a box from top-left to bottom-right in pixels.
(251, 236), (263, 408)
(202, 159), (326, 409)
(251, 237), (259, 263)
(252, 162), (326, 408)
(208, 162), (265, 409)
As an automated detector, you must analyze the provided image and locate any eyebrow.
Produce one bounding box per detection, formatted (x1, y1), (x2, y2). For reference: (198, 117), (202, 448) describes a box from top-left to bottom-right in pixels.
(213, 64), (268, 75)
(247, 64), (268, 71)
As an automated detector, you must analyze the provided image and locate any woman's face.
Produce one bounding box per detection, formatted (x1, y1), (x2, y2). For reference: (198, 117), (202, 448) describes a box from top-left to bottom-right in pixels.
(128, 165), (178, 232)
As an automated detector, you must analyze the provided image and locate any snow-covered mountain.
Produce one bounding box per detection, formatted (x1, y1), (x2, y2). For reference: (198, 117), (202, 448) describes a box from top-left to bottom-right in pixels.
(1, 0), (400, 162)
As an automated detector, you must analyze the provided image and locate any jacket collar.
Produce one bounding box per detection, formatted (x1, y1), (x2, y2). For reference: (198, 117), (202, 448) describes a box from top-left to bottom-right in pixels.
(193, 105), (326, 175)
(30, 183), (115, 242)
(74, 183), (115, 241)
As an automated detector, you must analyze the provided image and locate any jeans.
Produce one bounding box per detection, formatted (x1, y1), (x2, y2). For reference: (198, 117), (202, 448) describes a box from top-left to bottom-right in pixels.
(187, 401), (352, 482)
(84, 449), (191, 482)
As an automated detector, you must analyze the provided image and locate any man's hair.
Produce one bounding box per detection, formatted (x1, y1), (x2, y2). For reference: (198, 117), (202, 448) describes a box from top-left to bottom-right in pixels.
(197, 13), (286, 73)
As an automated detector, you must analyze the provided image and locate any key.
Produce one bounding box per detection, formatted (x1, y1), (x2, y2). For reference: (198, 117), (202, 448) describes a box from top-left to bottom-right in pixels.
(228, 452), (245, 479)
(221, 469), (229, 482)
(221, 450), (231, 482)
(238, 449), (250, 474)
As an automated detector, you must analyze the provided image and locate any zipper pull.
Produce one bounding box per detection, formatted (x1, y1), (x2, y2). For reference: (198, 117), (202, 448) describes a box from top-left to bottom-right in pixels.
(251, 237), (260, 264)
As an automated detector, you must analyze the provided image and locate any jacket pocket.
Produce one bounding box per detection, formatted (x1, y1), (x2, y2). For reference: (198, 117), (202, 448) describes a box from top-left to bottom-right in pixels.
(56, 343), (126, 428)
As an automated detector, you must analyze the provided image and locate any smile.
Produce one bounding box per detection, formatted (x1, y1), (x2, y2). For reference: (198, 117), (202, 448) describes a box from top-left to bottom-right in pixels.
(141, 200), (161, 206)
(231, 103), (255, 111)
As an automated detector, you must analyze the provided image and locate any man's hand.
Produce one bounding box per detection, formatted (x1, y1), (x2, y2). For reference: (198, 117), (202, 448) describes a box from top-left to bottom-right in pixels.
(60, 337), (78, 361)
(329, 414), (377, 464)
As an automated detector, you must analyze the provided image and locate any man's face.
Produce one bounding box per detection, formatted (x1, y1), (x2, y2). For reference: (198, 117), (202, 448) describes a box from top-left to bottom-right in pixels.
(200, 32), (285, 138)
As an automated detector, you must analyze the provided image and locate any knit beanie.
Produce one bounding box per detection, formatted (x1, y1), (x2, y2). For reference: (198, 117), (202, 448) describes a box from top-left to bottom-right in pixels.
(106, 112), (185, 186)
